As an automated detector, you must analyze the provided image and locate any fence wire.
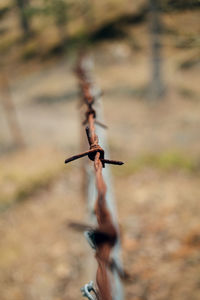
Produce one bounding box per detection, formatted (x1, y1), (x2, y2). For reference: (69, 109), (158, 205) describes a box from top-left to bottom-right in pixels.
(65, 54), (124, 300)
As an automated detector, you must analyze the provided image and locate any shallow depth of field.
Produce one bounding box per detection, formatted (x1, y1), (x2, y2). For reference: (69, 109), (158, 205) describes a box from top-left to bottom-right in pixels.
(0, 1), (200, 300)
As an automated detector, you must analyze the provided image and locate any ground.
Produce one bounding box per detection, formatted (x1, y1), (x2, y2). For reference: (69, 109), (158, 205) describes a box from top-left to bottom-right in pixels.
(0, 9), (200, 300)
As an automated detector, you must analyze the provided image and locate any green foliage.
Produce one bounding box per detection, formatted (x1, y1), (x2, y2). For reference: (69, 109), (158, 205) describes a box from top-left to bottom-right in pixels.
(177, 86), (198, 100)
(0, 5), (11, 20)
(21, 40), (38, 60)
(179, 56), (200, 70)
(160, 0), (200, 11)
(24, 0), (71, 26)
(42, 0), (70, 26)
(0, 36), (17, 54)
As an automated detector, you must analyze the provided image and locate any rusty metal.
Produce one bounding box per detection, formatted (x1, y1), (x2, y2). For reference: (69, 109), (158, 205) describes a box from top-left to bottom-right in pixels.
(65, 127), (123, 168)
(65, 55), (124, 300)
(75, 58), (108, 130)
(68, 221), (127, 279)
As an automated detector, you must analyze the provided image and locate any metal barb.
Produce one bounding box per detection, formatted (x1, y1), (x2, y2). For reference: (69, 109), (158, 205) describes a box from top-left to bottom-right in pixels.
(83, 119), (108, 129)
(102, 159), (124, 165)
(84, 230), (96, 250)
(95, 120), (108, 129)
(81, 281), (97, 300)
(65, 129), (124, 167)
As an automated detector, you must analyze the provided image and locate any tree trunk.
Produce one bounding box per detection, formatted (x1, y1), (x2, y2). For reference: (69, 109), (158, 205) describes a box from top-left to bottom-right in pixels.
(0, 73), (25, 148)
(15, 0), (31, 39)
(149, 0), (166, 100)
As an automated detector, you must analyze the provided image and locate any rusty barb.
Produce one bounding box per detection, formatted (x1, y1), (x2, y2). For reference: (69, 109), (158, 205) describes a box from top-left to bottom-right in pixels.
(76, 57), (107, 129)
(66, 54), (124, 300)
(65, 126), (123, 168)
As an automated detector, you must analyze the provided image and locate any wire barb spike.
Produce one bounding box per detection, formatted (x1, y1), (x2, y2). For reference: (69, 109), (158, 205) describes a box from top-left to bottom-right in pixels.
(65, 128), (124, 167)
(81, 281), (97, 300)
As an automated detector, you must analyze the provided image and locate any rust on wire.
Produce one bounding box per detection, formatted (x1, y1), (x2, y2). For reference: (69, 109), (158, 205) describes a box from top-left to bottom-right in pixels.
(65, 55), (124, 300)
(65, 127), (123, 168)
(76, 59), (108, 129)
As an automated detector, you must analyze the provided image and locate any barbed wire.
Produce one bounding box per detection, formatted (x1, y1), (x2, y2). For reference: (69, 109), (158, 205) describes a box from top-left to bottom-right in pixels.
(65, 54), (124, 300)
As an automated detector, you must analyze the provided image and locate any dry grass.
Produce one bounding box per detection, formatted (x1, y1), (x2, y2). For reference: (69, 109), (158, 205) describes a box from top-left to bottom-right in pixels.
(0, 147), (66, 210)
(113, 151), (200, 177)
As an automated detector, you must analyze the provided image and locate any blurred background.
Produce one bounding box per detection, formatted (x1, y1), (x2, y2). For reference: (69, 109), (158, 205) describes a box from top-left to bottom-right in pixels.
(0, 0), (200, 299)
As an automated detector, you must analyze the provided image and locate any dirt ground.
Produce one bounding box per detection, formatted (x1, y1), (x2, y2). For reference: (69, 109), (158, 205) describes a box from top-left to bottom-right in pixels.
(0, 20), (200, 300)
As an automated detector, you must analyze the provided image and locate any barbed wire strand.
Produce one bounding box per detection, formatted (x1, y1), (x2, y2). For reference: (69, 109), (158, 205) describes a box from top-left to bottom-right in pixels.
(80, 56), (125, 300)
(65, 54), (124, 300)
